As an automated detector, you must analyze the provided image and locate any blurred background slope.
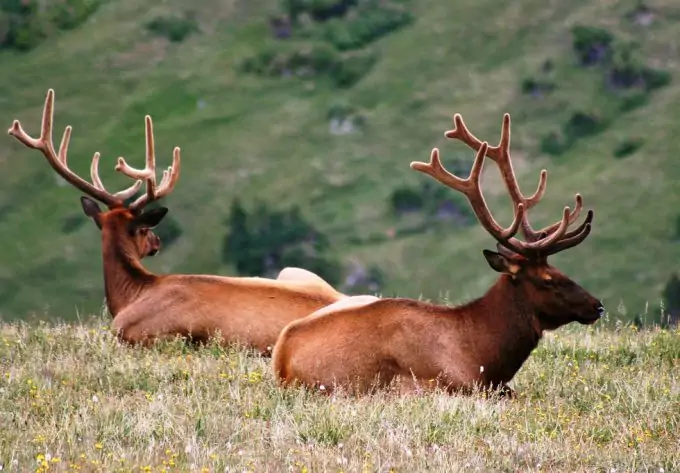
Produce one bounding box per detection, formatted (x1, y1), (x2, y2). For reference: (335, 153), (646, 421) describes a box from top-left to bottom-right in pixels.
(0, 0), (678, 323)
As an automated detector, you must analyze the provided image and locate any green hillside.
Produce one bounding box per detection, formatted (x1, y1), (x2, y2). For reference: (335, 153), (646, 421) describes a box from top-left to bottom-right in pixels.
(1, 0), (679, 322)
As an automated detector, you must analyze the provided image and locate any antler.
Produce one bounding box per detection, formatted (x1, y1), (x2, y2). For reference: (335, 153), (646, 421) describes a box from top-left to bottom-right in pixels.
(411, 143), (528, 255)
(115, 115), (181, 212)
(411, 113), (594, 258)
(8, 89), (142, 208)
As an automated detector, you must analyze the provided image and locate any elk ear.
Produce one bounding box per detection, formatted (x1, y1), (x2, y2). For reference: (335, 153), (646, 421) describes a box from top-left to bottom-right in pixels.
(131, 207), (168, 230)
(80, 196), (103, 229)
(483, 249), (520, 275)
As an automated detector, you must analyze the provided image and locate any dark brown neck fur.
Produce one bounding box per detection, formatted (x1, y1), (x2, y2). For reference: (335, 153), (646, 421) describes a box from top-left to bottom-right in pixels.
(101, 228), (156, 317)
(444, 275), (543, 383)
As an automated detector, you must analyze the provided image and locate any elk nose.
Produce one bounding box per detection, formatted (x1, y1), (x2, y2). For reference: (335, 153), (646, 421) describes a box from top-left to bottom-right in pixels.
(595, 303), (606, 317)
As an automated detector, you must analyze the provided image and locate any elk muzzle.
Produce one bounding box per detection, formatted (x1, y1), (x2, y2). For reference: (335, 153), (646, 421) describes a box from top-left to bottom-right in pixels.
(577, 300), (605, 325)
(147, 234), (161, 256)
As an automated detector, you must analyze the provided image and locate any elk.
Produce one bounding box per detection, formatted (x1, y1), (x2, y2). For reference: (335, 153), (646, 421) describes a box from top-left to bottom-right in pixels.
(8, 89), (347, 354)
(272, 112), (604, 396)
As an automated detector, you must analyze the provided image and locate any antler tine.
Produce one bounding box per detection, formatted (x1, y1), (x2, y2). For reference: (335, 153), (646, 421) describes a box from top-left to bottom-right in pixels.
(90, 152), (143, 200)
(562, 208), (592, 240)
(152, 146), (181, 200)
(411, 143), (527, 254)
(446, 113), (547, 214)
(90, 153), (105, 190)
(115, 116), (157, 180)
(544, 213), (594, 257)
(524, 194), (583, 242)
(57, 125), (71, 165)
(434, 112), (597, 257)
(8, 89), (123, 208)
(116, 116), (181, 211)
(444, 112), (593, 255)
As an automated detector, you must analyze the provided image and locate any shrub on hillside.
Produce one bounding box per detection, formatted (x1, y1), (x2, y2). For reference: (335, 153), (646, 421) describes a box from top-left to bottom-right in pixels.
(389, 181), (473, 226)
(608, 41), (671, 92)
(50, 0), (102, 30)
(331, 50), (377, 87)
(222, 199), (342, 285)
(613, 138), (643, 159)
(563, 110), (608, 140)
(520, 77), (555, 96)
(640, 68), (671, 91)
(0, 0), (104, 51)
(242, 41), (340, 77)
(301, 1), (413, 51)
(541, 111), (608, 156)
(241, 41), (375, 88)
(619, 92), (649, 112)
(540, 131), (568, 156)
(662, 273), (680, 326)
(0, 0), (46, 51)
(390, 187), (423, 214)
(571, 25), (614, 66)
(282, 0), (358, 24)
(146, 13), (198, 43)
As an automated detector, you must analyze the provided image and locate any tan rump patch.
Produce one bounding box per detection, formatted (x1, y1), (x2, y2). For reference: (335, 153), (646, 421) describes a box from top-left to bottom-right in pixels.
(308, 295), (381, 319)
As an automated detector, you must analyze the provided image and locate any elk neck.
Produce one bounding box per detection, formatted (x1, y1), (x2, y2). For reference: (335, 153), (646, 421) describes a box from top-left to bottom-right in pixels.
(100, 227), (157, 317)
(441, 275), (543, 382)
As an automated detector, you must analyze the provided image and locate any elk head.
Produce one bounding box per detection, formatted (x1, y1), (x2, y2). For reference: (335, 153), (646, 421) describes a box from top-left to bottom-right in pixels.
(8, 89), (180, 260)
(411, 113), (604, 332)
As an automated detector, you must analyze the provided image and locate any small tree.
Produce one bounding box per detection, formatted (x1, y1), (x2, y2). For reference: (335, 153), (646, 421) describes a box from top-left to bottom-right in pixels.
(662, 273), (680, 324)
(222, 198), (342, 285)
(223, 198), (253, 274)
(571, 25), (614, 66)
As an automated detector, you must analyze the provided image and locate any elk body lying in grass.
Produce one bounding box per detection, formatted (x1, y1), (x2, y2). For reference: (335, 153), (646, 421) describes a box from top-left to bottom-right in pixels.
(8, 89), (346, 354)
(272, 113), (605, 396)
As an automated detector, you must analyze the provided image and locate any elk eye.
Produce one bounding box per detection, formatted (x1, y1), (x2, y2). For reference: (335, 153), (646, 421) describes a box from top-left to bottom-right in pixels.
(541, 273), (553, 282)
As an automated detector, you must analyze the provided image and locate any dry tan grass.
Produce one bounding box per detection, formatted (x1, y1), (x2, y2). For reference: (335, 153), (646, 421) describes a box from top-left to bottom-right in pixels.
(0, 317), (678, 472)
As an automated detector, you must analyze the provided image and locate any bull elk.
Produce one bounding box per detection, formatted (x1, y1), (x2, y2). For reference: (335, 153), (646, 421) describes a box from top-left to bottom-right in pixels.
(8, 89), (346, 353)
(272, 112), (604, 396)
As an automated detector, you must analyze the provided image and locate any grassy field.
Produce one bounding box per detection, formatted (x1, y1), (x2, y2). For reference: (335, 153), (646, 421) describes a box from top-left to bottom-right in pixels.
(1, 0), (680, 321)
(0, 315), (678, 472)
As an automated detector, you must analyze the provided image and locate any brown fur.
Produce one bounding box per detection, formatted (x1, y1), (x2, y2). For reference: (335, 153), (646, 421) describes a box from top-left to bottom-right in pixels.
(8, 89), (345, 354)
(272, 113), (604, 395)
(95, 206), (345, 353)
(272, 254), (602, 395)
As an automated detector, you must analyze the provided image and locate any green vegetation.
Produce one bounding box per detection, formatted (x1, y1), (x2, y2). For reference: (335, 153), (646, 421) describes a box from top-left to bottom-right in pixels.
(540, 21), (671, 157)
(293, 1), (413, 52)
(571, 25), (614, 66)
(242, 0), (412, 88)
(222, 198), (342, 285)
(0, 0), (105, 51)
(0, 318), (678, 470)
(241, 40), (377, 88)
(1, 0), (680, 321)
(145, 13), (198, 43)
(613, 137), (644, 158)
